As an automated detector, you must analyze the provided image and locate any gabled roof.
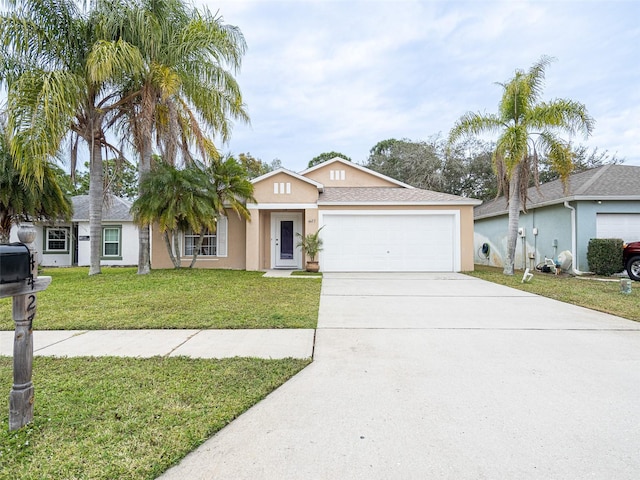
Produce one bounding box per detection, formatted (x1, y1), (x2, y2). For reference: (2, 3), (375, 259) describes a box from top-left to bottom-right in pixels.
(299, 157), (415, 189)
(71, 195), (133, 222)
(475, 164), (640, 219)
(319, 187), (482, 206)
(251, 167), (324, 192)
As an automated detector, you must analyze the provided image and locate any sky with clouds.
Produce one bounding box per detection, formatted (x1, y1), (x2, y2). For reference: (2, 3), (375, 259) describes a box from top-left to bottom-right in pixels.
(198, 0), (640, 173)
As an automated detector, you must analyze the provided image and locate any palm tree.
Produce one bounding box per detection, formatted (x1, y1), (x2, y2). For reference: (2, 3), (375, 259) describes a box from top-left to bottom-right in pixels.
(131, 156), (254, 269)
(96, 0), (249, 274)
(0, 0), (143, 275)
(0, 124), (72, 243)
(448, 56), (594, 275)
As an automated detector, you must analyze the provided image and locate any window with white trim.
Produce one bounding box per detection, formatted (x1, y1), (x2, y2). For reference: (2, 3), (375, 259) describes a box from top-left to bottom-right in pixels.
(184, 227), (217, 256)
(102, 226), (121, 258)
(183, 216), (228, 257)
(45, 227), (69, 252)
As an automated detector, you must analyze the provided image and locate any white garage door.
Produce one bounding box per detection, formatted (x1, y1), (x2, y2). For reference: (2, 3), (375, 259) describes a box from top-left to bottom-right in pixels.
(319, 211), (459, 272)
(596, 214), (640, 243)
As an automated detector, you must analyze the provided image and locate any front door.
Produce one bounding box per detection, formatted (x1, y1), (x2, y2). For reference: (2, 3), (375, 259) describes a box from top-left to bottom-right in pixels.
(272, 213), (302, 269)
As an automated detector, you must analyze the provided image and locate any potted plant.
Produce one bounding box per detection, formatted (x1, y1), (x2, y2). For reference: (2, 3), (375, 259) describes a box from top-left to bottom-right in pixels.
(296, 226), (324, 272)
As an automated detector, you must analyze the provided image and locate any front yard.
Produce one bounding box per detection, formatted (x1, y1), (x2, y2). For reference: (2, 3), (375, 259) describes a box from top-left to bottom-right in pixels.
(1, 267), (319, 478)
(466, 265), (639, 322)
(0, 267), (322, 330)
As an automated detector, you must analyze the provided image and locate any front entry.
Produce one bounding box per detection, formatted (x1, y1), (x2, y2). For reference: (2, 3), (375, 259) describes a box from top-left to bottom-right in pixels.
(271, 213), (302, 269)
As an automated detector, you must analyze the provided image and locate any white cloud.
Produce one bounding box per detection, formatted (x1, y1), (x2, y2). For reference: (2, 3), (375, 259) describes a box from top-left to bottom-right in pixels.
(205, 0), (640, 170)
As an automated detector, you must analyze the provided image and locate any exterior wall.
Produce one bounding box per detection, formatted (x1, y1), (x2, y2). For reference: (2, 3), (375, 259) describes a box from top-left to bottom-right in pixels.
(474, 205), (573, 270)
(10, 224), (71, 267)
(10, 222), (138, 267)
(318, 204), (475, 271)
(304, 162), (399, 188)
(575, 200), (640, 270)
(475, 200), (640, 272)
(150, 210), (246, 270)
(252, 173), (319, 204)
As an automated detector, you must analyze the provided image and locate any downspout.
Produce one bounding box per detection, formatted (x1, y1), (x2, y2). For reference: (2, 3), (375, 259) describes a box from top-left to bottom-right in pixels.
(563, 201), (577, 268)
(564, 200), (589, 274)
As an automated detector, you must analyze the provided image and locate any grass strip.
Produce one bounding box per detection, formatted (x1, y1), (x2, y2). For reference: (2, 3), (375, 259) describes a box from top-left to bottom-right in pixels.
(0, 356), (309, 479)
(0, 268), (321, 330)
(466, 265), (639, 322)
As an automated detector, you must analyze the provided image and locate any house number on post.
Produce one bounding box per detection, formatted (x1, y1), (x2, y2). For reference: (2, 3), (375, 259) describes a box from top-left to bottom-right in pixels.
(0, 226), (51, 431)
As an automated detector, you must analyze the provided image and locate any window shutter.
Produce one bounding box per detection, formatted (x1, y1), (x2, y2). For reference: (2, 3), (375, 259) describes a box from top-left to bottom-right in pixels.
(217, 215), (228, 257)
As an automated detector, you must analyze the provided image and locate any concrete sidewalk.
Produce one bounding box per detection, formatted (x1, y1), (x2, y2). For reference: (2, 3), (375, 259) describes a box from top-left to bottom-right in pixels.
(0, 329), (315, 359)
(159, 272), (640, 480)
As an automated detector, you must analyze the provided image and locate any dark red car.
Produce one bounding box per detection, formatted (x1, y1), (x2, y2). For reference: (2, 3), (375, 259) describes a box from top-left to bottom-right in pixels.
(623, 241), (640, 281)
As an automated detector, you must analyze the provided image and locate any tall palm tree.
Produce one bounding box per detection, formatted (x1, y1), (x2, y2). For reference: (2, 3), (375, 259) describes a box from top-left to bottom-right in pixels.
(0, 0), (143, 274)
(448, 56), (594, 275)
(97, 0), (249, 274)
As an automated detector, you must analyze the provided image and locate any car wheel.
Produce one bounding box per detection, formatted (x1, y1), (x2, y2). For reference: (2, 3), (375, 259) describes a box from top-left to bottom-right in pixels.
(626, 255), (640, 281)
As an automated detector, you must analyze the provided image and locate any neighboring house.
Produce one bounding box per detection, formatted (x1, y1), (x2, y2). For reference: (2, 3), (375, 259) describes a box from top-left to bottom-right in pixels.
(151, 157), (481, 272)
(474, 164), (640, 272)
(9, 195), (139, 267)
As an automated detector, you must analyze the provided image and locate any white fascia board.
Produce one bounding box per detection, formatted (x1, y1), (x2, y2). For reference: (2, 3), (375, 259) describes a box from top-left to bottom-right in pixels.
(474, 195), (640, 220)
(318, 200), (482, 207)
(246, 203), (318, 210)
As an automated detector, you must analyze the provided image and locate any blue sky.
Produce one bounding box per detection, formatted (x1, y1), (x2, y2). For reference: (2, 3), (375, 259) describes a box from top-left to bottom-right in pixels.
(199, 0), (640, 172)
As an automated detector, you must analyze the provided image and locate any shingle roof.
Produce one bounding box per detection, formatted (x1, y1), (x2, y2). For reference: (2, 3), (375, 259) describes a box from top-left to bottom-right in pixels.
(318, 187), (481, 205)
(71, 195), (133, 221)
(475, 164), (640, 219)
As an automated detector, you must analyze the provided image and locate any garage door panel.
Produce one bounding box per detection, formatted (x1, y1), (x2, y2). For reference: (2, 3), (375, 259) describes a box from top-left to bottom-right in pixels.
(320, 213), (456, 272)
(596, 214), (640, 243)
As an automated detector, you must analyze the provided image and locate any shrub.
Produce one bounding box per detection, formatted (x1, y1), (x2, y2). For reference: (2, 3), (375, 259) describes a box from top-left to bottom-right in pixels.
(587, 238), (625, 276)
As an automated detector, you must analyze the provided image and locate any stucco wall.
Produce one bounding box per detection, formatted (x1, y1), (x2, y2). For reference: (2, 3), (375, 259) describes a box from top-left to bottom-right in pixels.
(474, 205), (573, 270)
(252, 173), (319, 204)
(150, 210), (246, 270)
(475, 200), (640, 272)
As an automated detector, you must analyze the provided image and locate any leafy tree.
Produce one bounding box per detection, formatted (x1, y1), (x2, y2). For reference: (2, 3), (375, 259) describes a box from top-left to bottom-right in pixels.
(366, 138), (443, 190)
(71, 159), (139, 199)
(97, 0), (249, 274)
(308, 151), (351, 168)
(449, 56), (594, 275)
(238, 153), (277, 179)
(443, 138), (498, 200)
(1, 0), (144, 275)
(0, 126), (72, 243)
(130, 156), (254, 268)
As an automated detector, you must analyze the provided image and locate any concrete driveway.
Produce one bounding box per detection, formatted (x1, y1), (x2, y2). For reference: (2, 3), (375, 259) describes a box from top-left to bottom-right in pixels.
(160, 272), (640, 480)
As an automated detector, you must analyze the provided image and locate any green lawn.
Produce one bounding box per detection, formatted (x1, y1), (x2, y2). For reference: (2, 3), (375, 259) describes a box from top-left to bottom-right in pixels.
(466, 265), (639, 322)
(0, 267), (322, 330)
(0, 356), (309, 479)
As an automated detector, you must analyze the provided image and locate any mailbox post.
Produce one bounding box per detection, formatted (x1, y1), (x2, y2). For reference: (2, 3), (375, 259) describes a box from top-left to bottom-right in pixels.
(0, 226), (51, 431)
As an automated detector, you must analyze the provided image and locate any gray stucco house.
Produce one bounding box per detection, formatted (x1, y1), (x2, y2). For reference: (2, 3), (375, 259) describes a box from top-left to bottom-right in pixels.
(474, 164), (640, 272)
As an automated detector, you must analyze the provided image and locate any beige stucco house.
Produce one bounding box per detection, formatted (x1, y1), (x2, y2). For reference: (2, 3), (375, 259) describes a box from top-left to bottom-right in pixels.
(151, 157), (481, 272)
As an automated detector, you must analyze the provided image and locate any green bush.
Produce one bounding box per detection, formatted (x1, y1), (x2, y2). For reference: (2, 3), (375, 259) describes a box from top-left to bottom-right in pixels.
(587, 238), (624, 276)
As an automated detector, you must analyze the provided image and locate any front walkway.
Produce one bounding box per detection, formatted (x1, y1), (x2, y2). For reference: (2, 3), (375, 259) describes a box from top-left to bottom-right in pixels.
(159, 272), (640, 480)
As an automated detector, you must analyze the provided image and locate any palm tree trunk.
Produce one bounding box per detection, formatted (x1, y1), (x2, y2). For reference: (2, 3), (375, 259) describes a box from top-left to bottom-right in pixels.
(189, 232), (205, 268)
(163, 231), (180, 268)
(503, 167), (521, 275)
(88, 138), (103, 276)
(137, 146), (152, 274)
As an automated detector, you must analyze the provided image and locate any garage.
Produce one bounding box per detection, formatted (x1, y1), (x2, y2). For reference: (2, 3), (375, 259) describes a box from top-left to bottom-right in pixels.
(596, 213), (640, 243)
(319, 211), (460, 272)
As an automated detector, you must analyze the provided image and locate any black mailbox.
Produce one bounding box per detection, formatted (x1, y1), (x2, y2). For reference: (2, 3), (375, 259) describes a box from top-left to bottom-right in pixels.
(0, 243), (32, 284)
